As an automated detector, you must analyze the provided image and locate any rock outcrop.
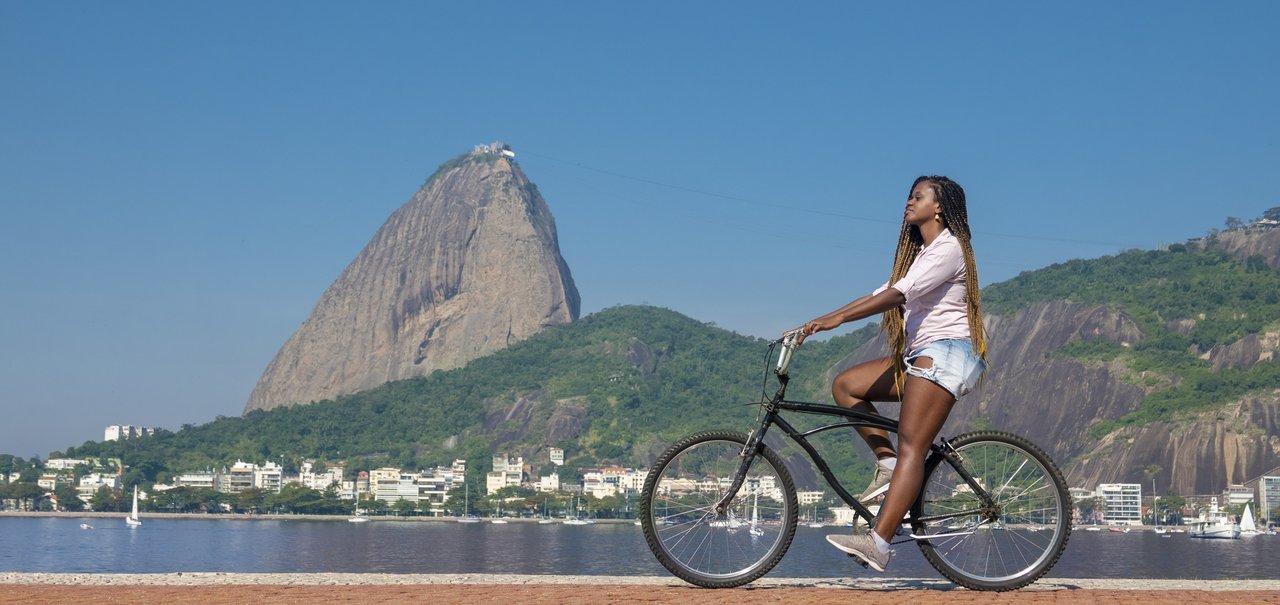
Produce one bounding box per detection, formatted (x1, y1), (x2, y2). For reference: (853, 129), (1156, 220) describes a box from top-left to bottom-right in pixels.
(822, 297), (1280, 493)
(245, 148), (580, 413)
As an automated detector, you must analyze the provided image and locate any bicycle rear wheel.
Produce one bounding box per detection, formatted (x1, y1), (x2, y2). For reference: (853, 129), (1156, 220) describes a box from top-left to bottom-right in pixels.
(640, 431), (799, 588)
(912, 430), (1071, 591)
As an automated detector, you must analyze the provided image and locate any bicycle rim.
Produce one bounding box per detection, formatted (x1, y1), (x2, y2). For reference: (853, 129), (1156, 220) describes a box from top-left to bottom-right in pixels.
(914, 431), (1071, 591)
(640, 431), (798, 588)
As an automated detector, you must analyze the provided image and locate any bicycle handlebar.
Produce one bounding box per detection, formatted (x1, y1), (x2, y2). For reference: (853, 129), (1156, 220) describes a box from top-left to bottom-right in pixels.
(773, 329), (805, 377)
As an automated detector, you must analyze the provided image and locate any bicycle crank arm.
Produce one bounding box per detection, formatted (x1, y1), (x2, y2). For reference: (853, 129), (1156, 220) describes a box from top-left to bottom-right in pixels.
(905, 530), (976, 541)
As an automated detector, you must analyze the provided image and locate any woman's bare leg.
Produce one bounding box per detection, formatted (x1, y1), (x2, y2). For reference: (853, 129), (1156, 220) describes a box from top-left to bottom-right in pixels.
(830, 356), (900, 459)
(872, 361), (956, 543)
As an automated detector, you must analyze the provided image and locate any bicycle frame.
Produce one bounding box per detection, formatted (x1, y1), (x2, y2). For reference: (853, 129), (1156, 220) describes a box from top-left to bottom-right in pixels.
(717, 364), (994, 532)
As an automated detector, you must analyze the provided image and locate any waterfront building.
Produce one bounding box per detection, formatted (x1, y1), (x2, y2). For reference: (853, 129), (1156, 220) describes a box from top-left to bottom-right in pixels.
(797, 490), (824, 506)
(297, 461), (344, 491)
(254, 462), (283, 493)
(1260, 476), (1280, 527)
(1097, 483), (1142, 525)
(225, 460), (257, 493)
(174, 471), (221, 491)
(1224, 484), (1254, 507)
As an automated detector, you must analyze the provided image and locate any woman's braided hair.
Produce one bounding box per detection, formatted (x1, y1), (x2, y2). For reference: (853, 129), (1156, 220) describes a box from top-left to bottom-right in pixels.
(882, 175), (987, 380)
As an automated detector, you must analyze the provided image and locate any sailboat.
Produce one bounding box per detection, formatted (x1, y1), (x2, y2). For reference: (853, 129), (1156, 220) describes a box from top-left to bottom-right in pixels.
(538, 499), (555, 524)
(125, 486), (142, 527)
(347, 500), (370, 523)
(457, 485), (480, 523)
(748, 491), (763, 537)
(563, 494), (588, 525)
(1240, 503), (1260, 536)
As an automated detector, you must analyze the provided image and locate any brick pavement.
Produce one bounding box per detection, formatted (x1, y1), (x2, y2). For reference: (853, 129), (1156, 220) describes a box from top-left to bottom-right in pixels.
(4, 575), (1280, 604)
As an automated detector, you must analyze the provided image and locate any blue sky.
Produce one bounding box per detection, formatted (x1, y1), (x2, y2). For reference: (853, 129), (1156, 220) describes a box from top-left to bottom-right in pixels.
(2, 2), (1277, 458)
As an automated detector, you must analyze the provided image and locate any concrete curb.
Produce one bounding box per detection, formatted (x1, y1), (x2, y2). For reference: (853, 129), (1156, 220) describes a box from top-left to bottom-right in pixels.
(3, 573), (1279, 591)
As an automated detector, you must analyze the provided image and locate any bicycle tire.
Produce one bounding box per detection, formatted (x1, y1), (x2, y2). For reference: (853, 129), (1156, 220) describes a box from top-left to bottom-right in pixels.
(640, 430), (799, 588)
(912, 430), (1071, 591)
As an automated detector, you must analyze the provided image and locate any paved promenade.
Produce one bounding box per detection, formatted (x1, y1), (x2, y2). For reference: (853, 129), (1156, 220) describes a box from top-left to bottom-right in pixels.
(4, 574), (1279, 604)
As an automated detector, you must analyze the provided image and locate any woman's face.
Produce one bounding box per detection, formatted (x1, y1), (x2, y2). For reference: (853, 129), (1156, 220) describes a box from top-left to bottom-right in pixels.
(904, 181), (941, 226)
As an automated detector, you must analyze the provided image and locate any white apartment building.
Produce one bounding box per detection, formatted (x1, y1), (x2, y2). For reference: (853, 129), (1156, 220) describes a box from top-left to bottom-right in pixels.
(1097, 483), (1142, 525)
(549, 448), (564, 466)
(46, 458), (93, 471)
(104, 425), (155, 442)
(297, 461), (344, 491)
(76, 473), (120, 502)
(37, 474), (60, 490)
(797, 490), (824, 506)
(1259, 476), (1280, 527)
(537, 473), (561, 492)
(486, 454), (524, 495)
(175, 472), (220, 491)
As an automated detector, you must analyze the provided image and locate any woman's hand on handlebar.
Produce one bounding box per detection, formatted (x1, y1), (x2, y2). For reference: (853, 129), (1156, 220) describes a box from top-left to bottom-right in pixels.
(789, 317), (841, 345)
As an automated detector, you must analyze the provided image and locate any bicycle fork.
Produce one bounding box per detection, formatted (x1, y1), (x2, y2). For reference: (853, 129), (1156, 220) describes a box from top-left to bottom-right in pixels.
(713, 409), (776, 515)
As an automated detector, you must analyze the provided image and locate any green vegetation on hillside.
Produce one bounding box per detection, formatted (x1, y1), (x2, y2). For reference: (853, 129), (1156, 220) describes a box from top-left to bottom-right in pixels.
(58, 306), (879, 491)
(983, 240), (1280, 435)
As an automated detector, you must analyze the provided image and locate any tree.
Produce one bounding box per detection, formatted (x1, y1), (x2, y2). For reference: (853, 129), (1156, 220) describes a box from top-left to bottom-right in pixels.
(89, 486), (122, 512)
(391, 499), (417, 516)
(8, 483), (45, 511)
(1265, 206), (1280, 222)
(1225, 217), (1244, 230)
(233, 488), (269, 514)
(53, 484), (85, 512)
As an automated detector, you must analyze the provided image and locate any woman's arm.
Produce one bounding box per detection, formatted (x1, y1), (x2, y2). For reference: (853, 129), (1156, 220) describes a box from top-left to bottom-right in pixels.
(793, 288), (905, 344)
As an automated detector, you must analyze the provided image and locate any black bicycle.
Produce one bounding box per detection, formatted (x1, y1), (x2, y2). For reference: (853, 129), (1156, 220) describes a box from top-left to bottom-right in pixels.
(639, 332), (1071, 591)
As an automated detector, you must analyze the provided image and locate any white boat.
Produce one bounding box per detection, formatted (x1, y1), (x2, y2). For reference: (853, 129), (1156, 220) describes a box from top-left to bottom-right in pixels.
(348, 506), (370, 523)
(1188, 497), (1240, 539)
(125, 486), (142, 527)
(1153, 526), (1168, 534)
(490, 518), (509, 524)
(79, 523), (93, 530)
(1239, 503), (1259, 536)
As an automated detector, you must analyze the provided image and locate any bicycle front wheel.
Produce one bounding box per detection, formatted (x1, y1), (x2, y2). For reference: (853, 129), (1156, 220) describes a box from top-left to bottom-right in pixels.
(639, 431), (799, 588)
(913, 430), (1071, 591)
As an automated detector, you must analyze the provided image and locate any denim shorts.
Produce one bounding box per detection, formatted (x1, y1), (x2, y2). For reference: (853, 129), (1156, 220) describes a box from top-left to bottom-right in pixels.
(904, 338), (986, 398)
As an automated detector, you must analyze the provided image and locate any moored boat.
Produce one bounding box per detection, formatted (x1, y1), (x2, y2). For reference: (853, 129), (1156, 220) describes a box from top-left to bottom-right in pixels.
(1188, 497), (1240, 539)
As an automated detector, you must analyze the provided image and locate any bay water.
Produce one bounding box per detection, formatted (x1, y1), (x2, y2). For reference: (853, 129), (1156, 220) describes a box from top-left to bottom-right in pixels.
(3, 517), (1277, 579)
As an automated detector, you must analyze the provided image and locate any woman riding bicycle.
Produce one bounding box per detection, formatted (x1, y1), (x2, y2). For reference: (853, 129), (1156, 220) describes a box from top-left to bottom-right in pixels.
(790, 174), (987, 572)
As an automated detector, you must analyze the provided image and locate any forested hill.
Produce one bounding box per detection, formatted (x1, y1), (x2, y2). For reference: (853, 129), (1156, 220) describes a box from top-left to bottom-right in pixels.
(969, 227), (1280, 493)
(61, 306), (879, 488)
(55, 223), (1280, 496)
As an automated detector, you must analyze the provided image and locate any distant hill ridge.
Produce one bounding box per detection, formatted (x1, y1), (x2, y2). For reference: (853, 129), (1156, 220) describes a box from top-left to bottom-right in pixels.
(60, 211), (1280, 498)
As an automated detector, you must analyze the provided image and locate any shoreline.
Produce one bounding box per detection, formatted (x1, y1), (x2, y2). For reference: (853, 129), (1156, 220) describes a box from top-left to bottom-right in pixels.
(4, 572), (1280, 590)
(0, 510), (636, 524)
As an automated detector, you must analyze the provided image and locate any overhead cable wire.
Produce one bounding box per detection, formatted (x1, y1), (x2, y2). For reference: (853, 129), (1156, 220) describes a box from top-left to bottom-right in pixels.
(521, 149), (1135, 249)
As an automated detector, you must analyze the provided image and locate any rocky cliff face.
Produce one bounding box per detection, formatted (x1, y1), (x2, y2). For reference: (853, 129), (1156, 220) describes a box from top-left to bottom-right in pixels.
(245, 150), (580, 412)
(825, 297), (1280, 495)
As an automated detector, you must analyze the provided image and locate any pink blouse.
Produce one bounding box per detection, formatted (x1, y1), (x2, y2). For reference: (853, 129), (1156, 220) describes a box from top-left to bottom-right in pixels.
(873, 229), (970, 352)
